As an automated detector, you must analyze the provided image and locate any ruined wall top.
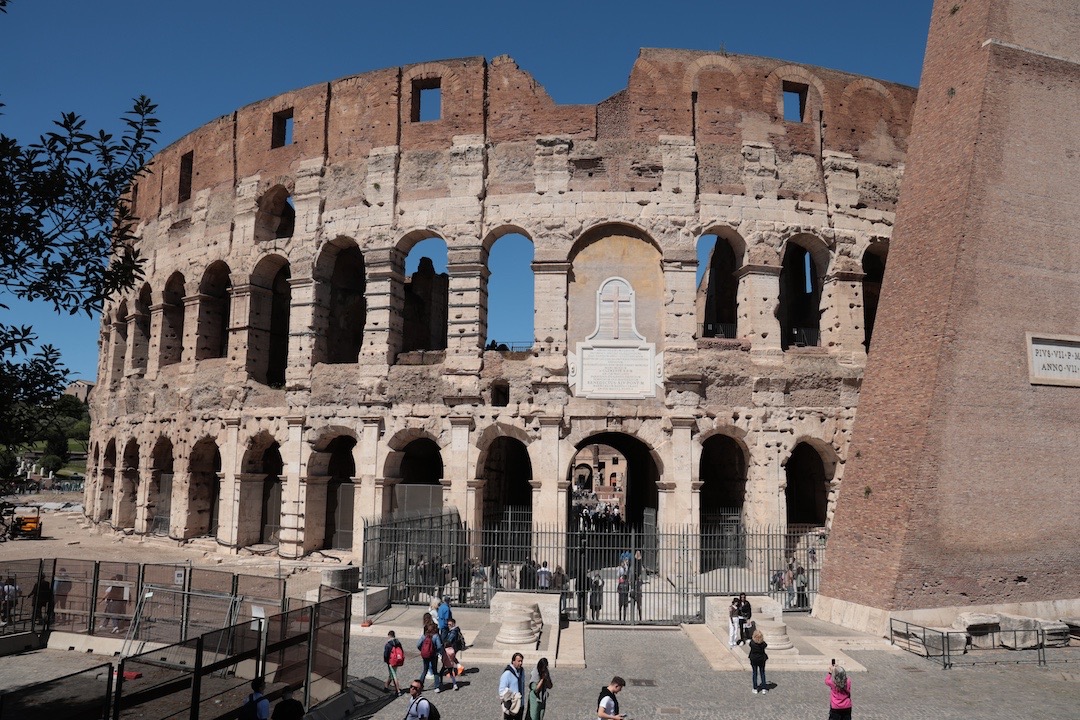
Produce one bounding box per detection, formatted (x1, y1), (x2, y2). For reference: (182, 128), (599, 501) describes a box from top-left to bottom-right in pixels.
(130, 49), (917, 220)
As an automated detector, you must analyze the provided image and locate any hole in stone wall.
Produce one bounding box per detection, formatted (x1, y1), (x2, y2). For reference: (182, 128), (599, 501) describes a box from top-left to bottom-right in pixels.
(782, 81), (808, 123)
(178, 151), (194, 202)
(271, 108), (294, 148)
(412, 78), (442, 122)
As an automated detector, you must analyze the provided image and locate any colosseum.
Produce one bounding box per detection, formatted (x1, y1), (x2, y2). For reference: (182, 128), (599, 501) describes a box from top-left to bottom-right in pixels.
(86, 49), (916, 587)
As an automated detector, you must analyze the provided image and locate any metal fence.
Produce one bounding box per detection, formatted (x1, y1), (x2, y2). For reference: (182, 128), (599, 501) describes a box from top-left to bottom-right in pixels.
(361, 511), (827, 624)
(890, 618), (1074, 669)
(0, 559), (286, 643)
(0, 662), (113, 719)
(113, 589), (349, 720)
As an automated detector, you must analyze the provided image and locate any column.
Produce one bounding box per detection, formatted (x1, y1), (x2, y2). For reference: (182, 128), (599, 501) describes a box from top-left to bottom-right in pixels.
(445, 415), (474, 515)
(361, 248), (404, 369)
(278, 415), (307, 559)
(181, 294), (201, 368)
(218, 418), (242, 548)
(445, 246), (488, 379)
(302, 475), (330, 555)
(286, 276), (316, 388)
(737, 264), (782, 359)
(820, 270), (868, 365)
(662, 259), (698, 351)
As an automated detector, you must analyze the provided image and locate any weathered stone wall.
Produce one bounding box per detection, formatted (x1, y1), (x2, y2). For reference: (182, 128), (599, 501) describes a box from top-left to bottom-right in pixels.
(817, 0), (1080, 633)
(87, 50), (915, 562)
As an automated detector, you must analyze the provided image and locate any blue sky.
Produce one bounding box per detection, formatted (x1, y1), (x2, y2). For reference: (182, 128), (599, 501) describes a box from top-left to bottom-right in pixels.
(0, 0), (933, 381)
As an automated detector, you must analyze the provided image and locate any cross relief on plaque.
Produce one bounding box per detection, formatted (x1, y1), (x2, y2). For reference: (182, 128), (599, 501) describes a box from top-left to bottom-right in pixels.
(568, 277), (663, 399)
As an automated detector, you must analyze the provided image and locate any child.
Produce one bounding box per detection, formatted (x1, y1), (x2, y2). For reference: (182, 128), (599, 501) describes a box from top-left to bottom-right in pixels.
(383, 630), (404, 694)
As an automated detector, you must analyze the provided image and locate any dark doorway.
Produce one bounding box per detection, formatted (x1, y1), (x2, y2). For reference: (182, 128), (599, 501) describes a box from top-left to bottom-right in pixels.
(325, 436), (356, 550)
(189, 439), (222, 539)
(260, 443), (284, 544)
(325, 246), (366, 364)
(150, 438), (174, 536)
(698, 236), (739, 339)
(394, 438), (444, 513)
(779, 244), (822, 349)
(480, 437), (533, 526)
(862, 245), (887, 351)
(785, 442), (829, 527)
(699, 435), (748, 571)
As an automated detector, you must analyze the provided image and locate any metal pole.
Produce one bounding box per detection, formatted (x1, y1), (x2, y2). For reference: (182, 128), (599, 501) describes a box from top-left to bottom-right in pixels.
(89, 561), (101, 635)
(190, 634), (204, 720)
(304, 600), (318, 709)
(181, 562), (192, 641)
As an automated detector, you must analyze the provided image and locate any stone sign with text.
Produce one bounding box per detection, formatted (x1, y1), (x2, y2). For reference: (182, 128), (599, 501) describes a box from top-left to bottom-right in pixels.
(1026, 332), (1080, 387)
(569, 277), (663, 398)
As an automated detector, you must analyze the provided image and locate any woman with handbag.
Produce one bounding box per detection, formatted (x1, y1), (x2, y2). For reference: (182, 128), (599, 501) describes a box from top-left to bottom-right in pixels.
(528, 657), (553, 720)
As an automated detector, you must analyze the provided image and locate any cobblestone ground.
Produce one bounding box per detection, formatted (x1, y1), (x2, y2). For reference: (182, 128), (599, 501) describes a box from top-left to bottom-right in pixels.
(348, 627), (1080, 720)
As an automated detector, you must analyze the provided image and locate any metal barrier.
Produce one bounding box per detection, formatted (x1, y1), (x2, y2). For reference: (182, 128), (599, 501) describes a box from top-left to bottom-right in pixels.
(362, 511), (827, 623)
(0, 662), (113, 719)
(889, 618), (1069, 668)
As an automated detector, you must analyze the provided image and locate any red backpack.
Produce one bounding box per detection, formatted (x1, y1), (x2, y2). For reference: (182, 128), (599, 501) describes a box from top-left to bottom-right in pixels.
(389, 644), (405, 667)
(420, 634), (435, 659)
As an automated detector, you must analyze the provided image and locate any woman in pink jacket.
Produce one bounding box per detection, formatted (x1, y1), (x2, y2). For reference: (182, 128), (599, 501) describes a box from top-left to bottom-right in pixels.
(825, 661), (851, 719)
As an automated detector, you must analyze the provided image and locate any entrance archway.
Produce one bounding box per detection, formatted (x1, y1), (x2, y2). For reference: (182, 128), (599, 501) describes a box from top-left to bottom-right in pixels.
(568, 433), (659, 527)
(479, 436), (532, 525)
(100, 440), (116, 523)
(325, 436), (356, 550)
(699, 434), (749, 571)
(188, 438), (221, 539)
(785, 442), (831, 527)
(117, 439), (139, 529)
(149, 437), (174, 536)
(393, 438), (443, 514)
(259, 443), (284, 544)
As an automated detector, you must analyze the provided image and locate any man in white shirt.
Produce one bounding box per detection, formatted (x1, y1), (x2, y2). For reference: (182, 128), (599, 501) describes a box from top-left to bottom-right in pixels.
(498, 652), (524, 720)
(536, 562), (552, 590)
(597, 676), (626, 720)
(405, 681), (433, 720)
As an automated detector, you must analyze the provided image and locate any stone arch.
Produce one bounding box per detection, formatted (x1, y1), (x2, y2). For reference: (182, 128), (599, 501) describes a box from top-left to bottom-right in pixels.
(698, 430), (751, 571)
(196, 261), (232, 360)
(683, 54), (751, 99)
(247, 255), (291, 386)
(778, 233), (831, 349)
(240, 431), (284, 546)
(483, 229), (534, 349)
(316, 434), (357, 551)
(783, 438), (838, 528)
(567, 431), (662, 527)
(401, 62), (463, 122)
(159, 271), (186, 368)
(98, 439), (117, 523)
(130, 283), (152, 374)
(862, 242), (888, 351)
(315, 237), (366, 365)
(762, 65), (831, 120)
(117, 438), (139, 529)
(255, 184), (295, 241)
(397, 232), (449, 357)
(110, 301), (129, 385)
(147, 436), (174, 536)
(695, 226), (747, 339)
(188, 436), (222, 540)
(475, 427), (533, 525)
(568, 224), (665, 353)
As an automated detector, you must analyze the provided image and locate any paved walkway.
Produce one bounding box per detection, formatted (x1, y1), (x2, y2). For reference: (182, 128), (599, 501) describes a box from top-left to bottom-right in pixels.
(348, 610), (1080, 720)
(2, 608), (1078, 719)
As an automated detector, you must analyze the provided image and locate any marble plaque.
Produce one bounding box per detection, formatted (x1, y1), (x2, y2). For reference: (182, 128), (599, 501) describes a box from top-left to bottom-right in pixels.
(1027, 333), (1080, 387)
(569, 277), (663, 399)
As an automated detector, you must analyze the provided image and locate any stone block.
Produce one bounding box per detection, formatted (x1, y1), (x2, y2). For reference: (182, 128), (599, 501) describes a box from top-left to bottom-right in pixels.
(953, 611), (1000, 650)
(998, 613), (1040, 649)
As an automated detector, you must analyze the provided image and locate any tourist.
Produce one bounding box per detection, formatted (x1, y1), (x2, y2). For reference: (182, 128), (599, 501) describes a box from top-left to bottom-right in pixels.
(240, 677), (270, 720)
(737, 592), (753, 641)
(28, 575), (52, 624)
(783, 567), (796, 609)
(596, 676), (625, 720)
(498, 652), (525, 720)
(536, 561), (552, 590)
(383, 630), (404, 694)
(616, 575), (630, 621)
(825, 661), (852, 719)
(101, 574), (125, 633)
(527, 657), (553, 720)
(439, 617), (462, 691)
(437, 595), (452, 633)
(748, 629), (769, 693)
(53, 567), (72, 622)
(471, 559), (488, 602)
(271, 686), (305, 720)
(728, 596), (741, 647)
(795, 566), (809, 608)
(631, 576), (643, 621)
(405, 680), (434, 720)
(588, 572), (604, 621)
(417, 623), (443, 691)
(0, 577), (19, 626)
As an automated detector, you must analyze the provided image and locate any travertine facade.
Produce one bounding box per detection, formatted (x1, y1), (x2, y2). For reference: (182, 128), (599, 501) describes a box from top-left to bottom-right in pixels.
(86, 50), (915, 561)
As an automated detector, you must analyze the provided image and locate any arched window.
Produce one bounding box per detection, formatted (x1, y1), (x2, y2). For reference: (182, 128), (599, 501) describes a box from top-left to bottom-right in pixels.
(149, 438), (174, 536)
(130, 284), (151, 374)
(485, 232), (534, 349)
(196, 261), (232, 360)
(325, 436), (356, 550)
(159, 272), (186, 367)
(256, 186), (295, 241)
(862, 244), (887, 351)
(785, 442), (830, 527)
(320, 242), (366, 364)
(188, 438), (222, 539)
(110, 302), (129, 385)
(696, 233), (741, 339)
(400, 238), (448, 356)
(247, 257), (291, 386)
(778, 238), (825, 349)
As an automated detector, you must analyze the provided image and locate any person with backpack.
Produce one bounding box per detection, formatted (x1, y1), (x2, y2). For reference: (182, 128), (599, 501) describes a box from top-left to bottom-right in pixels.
(596, 676), (625, 720)
(405, 680), (440, 720)
(438, 618), (462, 692)
(271, 686), (304, 720)
(384, 630), (405, 694)
(239, 677), (270, 720)
(436, 595), (453, 633)
(417, 624), (443, 692)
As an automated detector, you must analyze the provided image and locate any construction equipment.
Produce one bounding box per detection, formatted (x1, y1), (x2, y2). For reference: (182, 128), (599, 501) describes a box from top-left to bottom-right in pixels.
(3, 504), (43, 540)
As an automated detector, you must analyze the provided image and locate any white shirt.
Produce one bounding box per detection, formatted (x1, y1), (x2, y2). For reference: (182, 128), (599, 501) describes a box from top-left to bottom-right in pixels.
(406, 696), (431, 720)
